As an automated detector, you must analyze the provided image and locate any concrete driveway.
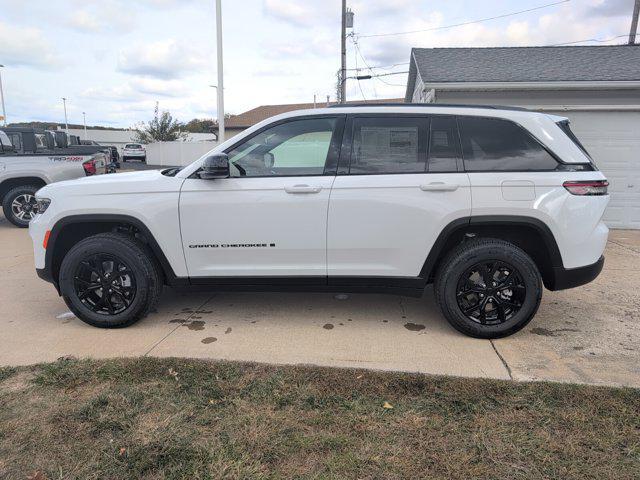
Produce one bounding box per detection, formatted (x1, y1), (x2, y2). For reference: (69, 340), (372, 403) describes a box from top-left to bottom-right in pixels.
(1, 214), (638, 387)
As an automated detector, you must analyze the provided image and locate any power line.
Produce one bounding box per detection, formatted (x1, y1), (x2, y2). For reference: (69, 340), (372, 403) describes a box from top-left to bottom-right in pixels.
(358, 0), (570, 38)
(549, 34), (630, 46)
(352, 37), (408, 87)
(345, 61), (409, 72)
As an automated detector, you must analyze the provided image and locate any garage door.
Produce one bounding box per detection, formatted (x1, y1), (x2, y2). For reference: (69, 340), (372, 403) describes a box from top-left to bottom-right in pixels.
(557, 111), (640, 230)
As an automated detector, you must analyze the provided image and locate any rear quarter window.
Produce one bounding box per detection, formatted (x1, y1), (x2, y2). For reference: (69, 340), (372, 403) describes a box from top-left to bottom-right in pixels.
(459, 116), (558, 172)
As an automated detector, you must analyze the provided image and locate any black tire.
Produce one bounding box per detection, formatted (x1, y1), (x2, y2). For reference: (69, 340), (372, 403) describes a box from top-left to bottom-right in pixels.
(434, 238), (542, 339)
(59, 233), (162, 328)
(2, 185), (41, 228)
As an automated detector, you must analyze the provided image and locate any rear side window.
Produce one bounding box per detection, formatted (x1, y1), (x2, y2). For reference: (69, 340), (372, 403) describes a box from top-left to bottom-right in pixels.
(8, 133), (22, 152)
(459, 117), (558, 171)
(556, 120), (592, 160)
(428, 116), (460, 173)
(349, 117), (426, 174)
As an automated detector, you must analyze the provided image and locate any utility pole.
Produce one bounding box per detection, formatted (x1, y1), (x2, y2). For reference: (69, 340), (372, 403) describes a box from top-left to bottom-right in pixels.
(630, 0), (640, 44)
(82, 112), (87, 139)
(340, 0), (347, 103)
(62, 97), (69, 133)
(215, 0), (225, 142)
(0, 65), (7, 126)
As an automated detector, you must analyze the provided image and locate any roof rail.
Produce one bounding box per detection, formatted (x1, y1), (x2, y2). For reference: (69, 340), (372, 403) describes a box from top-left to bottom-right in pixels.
(328, 103), (529, 111)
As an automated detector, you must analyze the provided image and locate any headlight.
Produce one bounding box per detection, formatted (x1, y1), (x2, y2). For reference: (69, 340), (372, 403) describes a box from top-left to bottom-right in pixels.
(35, 198), (51, 214)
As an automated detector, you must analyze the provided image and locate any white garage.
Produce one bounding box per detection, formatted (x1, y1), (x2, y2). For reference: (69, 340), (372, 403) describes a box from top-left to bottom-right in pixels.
(406, 46), (640, 229)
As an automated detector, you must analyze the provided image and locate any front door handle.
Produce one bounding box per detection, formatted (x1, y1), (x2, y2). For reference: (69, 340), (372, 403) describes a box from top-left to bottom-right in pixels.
(420, 182), (459, 192)
(284, 184), (323, 194)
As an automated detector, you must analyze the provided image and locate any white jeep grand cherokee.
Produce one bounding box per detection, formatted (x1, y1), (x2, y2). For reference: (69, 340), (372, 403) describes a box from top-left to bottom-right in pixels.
(29, 105), (609, 338)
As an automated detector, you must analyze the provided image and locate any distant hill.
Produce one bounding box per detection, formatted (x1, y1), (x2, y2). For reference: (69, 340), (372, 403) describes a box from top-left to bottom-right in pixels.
(6, 122), (128, 131)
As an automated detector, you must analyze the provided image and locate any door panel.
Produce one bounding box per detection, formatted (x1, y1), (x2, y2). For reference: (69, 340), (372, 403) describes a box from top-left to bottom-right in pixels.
(327, 173), (471, 277)
(180, 176), (334, 277)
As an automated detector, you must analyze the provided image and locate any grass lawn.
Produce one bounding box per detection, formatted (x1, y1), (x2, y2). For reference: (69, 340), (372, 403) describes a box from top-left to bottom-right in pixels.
(0, 357), (638, 480)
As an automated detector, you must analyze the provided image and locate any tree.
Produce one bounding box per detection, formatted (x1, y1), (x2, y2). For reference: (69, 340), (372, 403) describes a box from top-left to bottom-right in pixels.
(133, 103), (187, 143)
(183, 118), (218, 135)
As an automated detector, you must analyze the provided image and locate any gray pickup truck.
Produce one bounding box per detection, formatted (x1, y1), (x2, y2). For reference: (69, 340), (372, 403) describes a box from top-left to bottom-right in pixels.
(0, 128), (107, 227)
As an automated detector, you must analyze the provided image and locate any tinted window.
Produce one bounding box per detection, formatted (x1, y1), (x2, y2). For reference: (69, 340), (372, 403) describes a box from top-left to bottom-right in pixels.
(349, 117), (425, 174)
(428, 116), (460, 172)
(34, 133), (48, 150)
(0, 131), (11, 148)
(8, 133), (22, 151)
(459, 117), (558, 171)
(227, 117), (337, 177)
(125, 144), (142, 149)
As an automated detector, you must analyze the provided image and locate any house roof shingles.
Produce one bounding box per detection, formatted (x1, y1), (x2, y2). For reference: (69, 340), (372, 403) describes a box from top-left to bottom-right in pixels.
(226, 98), (403, 129)
(405, 45), (640, 100)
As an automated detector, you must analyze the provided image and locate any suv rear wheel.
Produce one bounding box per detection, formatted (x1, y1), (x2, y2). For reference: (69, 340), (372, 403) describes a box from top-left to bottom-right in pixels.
(2, 185), (40, 228)
(435, 238), (542, 339)
(59, 233), (162, 328)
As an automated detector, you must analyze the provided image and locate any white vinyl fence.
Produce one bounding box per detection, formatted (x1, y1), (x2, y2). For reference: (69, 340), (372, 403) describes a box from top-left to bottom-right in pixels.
(145, 141), (218, 167)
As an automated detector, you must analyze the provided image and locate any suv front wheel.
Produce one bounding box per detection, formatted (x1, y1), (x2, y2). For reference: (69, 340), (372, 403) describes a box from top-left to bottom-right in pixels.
(435, 238), (542, 339)
(59, 233), (162, 328)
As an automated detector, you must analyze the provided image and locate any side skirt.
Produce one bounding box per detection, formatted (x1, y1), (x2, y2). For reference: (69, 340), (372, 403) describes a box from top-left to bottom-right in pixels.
(174, 276), (427, 298)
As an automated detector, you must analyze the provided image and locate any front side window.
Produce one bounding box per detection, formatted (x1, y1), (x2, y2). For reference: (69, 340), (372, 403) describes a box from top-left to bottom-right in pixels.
(227, 117), (337, 177)
(349, 117), (426, 174)
(459, 117), (558, 171)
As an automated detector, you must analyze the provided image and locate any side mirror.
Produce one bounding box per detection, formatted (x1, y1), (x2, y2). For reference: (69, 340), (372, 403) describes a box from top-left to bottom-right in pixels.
(199, 153), (230, 179)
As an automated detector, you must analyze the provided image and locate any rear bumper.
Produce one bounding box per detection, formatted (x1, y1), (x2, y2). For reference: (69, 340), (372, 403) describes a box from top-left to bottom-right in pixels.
(547, 256), (604, 291)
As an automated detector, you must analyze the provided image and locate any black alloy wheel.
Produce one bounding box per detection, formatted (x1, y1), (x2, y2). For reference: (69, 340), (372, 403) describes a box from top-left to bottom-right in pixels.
(456, 260), (526, 325)
(435, 238), (542, 339)
(73, 253), (137, 315)
(59, 233), (161, 328)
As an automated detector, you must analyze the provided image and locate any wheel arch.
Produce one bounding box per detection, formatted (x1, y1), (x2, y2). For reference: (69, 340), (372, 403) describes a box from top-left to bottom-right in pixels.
(0, 176), (47, 203)
(45, 214), (182, 290)
(421, 215), (564, 290)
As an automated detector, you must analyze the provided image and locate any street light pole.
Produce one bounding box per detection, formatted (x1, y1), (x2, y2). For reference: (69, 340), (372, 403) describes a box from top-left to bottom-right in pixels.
(340, 0), (346, 103)
(215, 0), (225, 143)
(0, 65), (7, 126)
(82, 112), (87, 140)
(62, 97), (69, 133)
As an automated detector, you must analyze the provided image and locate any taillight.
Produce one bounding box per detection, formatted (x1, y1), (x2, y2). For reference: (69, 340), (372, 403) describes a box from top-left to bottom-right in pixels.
(563, 180), (609, 196)
(83, 159), (97, 176)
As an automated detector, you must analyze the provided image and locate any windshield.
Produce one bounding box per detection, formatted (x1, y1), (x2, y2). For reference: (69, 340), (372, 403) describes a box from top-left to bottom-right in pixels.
(126, 144), (142, 149)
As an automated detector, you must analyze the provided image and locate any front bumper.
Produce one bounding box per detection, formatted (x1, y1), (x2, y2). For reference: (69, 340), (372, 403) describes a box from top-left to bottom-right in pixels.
(547, 256), (605, 291)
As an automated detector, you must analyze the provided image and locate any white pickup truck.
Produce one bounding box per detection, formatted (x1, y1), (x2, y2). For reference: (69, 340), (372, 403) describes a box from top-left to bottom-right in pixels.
(0, 128), (106, 227)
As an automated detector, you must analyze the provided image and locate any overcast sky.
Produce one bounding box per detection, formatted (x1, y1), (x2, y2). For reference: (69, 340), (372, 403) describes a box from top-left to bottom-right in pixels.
(0, 0), (635, 127)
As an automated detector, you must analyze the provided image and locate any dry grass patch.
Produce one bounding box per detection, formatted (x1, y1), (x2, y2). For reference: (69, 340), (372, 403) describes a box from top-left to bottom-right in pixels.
(0, 357), (638, 479)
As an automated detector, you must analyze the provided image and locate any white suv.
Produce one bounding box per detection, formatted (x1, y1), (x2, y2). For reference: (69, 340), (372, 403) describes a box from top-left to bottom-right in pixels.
(29, 105), (609, 338)
(122, 143), (146, 162)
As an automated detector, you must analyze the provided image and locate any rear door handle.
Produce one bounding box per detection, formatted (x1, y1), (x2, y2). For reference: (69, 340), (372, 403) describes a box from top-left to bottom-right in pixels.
(284, 184), (323, 194)
(420, 182), (459, 192)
